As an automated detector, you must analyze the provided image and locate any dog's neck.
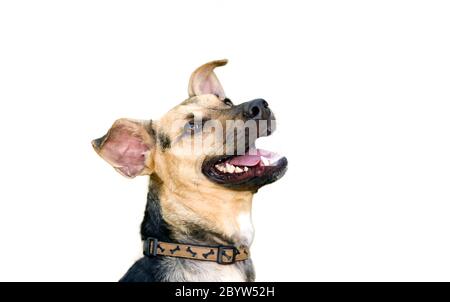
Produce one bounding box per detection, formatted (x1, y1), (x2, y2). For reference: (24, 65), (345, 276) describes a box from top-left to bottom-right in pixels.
(141, 174), (255, 247)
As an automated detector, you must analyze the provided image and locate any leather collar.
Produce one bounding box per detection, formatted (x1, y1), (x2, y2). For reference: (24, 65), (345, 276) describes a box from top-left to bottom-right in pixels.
(143, 237), (249, 265)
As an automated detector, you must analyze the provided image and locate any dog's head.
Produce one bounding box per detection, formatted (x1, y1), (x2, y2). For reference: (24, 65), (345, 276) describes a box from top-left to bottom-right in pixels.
(92, 60), (287, 196)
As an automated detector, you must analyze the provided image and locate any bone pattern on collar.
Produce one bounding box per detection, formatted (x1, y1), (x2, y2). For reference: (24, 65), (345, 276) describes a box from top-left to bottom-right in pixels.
(143, 237), (249, 264)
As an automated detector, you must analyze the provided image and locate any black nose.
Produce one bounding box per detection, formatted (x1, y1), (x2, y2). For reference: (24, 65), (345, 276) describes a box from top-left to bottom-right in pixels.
(243, 98), (270, 119)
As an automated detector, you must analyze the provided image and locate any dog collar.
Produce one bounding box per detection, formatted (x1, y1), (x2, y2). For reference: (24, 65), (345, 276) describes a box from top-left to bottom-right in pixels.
(143, 237), (249, 265)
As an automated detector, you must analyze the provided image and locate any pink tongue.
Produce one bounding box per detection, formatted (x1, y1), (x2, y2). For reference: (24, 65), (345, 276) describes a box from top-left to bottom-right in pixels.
(228, 155), (261, 166)
(228, 149), (279, 166)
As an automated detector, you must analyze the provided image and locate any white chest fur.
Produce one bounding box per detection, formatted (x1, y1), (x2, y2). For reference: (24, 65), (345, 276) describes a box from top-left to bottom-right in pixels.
(236, 212), (255, 246)
(162, 258), (247, 282)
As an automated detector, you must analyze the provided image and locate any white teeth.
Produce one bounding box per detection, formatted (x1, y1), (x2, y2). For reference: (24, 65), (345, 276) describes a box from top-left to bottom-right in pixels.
(225, 163), (235, 173)
(261, 157), (270, 166)
(216, 163), (250, 174)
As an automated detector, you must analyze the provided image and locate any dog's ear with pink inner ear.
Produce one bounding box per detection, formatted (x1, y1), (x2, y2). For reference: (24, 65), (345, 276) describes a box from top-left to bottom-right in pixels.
(91, 118), (155, 178)
(188, 59), (228, 100)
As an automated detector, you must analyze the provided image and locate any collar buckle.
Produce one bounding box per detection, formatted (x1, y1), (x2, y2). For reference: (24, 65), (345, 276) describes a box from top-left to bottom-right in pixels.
(143, 237), (158, 257)
(217, 246), (237, 264)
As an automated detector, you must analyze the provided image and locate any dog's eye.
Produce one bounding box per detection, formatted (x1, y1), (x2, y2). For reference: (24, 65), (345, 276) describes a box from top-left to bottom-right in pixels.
(185, 121), (202, 133)
(223, 98), (233, 107)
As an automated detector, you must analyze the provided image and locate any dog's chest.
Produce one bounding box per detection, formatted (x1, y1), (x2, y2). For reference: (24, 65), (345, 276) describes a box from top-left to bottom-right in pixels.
(236, 212), (255, 245)
(162, 258), (249, 282)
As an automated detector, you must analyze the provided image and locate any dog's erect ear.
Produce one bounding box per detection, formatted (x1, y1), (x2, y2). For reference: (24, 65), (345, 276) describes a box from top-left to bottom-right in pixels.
(188, 59), (228, 100)
(91, 118), (155, 178)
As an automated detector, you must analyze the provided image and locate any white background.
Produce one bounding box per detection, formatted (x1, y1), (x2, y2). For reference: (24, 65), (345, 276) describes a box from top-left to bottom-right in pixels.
(0, 1), (449, 281)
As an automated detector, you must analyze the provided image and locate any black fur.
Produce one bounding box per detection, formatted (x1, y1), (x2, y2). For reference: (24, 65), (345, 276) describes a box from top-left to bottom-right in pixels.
(119, 175), (172, 282)
(139, 175), (171, 242)
(92, 134), (107, 149)
(158, 132), (171, 150)
(146, 120), (157, 139)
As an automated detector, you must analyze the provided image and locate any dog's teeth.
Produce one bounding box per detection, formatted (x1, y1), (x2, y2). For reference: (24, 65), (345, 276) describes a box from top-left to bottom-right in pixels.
(235, 166), (243, 173)
(225, 163), (236, 173)
(261, 157), (270, 166)
(244, 166), (249, 172)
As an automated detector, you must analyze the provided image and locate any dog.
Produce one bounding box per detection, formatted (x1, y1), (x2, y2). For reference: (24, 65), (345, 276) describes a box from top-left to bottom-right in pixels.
(92, 59), (287, 282)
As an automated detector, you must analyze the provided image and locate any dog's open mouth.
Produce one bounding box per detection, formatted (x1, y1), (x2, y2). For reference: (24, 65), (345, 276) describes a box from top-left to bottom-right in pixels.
(202, 148), (288, 190)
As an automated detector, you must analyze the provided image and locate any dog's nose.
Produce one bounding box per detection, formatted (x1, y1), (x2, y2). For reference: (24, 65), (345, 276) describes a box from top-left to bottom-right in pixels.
(243, 98), (271, 120)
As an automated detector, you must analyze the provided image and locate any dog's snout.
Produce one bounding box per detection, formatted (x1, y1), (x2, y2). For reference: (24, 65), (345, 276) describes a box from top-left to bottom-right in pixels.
(243, 99), (271, 119)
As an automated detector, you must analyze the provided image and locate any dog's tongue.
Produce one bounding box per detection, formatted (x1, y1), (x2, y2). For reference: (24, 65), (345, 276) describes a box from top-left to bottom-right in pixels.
(228, 149), (282, 167)
(229, 155), (261, 166)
